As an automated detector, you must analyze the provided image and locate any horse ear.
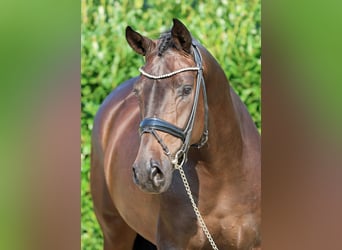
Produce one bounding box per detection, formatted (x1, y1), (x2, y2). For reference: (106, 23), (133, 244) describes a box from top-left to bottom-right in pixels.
(126, 26), (153, 56)
(171, 18), (192, 53)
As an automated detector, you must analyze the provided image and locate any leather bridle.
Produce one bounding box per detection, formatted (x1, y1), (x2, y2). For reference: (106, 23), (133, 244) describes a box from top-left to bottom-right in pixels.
(138, 44), (209, 169)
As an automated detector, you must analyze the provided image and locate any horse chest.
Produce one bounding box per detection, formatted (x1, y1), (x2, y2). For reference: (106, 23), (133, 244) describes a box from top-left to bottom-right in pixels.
(185, 211), (260, 249)
(220, 213), (260, 249)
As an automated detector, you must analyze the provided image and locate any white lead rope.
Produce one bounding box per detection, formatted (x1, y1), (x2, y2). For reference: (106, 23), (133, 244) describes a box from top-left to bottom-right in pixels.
(174, 163), (219, 250)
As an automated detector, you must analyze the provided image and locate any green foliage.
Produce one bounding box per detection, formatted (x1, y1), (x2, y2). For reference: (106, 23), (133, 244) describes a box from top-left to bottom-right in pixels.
(81, 0), (260, 249)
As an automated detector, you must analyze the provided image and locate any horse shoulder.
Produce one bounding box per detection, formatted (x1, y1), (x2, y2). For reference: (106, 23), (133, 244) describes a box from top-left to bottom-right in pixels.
(92, 77), (139, 154)
(91, 77), (139, 210)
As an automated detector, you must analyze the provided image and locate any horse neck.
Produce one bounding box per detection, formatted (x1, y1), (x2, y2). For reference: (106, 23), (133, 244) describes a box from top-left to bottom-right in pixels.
(199, 47), (244, 175)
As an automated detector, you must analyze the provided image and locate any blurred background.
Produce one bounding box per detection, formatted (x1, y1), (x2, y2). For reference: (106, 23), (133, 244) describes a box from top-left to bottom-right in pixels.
(81, 0), (260, 249)
(0, 0), (340, 249)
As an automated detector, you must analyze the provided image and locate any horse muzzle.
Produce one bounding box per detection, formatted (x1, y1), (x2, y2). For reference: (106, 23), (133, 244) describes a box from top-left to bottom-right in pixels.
(132, 158), (171, 193)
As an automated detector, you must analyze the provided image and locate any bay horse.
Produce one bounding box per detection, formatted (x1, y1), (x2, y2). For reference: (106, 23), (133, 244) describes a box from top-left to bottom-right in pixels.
(91, 19), (260, 250)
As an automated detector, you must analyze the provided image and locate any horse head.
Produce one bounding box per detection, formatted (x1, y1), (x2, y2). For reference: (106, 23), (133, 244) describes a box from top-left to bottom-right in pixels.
(126, 19), (208, 193)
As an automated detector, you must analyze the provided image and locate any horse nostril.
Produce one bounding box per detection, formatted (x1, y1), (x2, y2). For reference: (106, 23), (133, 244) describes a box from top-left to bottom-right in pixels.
(150, 160), (164, 187)
(150, 160), (159, 169)
(132, 167), (139, 184)
(150, 165), (161, 177)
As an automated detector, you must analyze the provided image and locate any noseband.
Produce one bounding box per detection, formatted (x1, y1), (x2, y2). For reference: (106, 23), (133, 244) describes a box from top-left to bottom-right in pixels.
(138, 44), (209, 168)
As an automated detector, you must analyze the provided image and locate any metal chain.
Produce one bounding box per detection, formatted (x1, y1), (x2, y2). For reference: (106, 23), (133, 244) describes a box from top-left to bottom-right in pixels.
(175, 164), (219, 250)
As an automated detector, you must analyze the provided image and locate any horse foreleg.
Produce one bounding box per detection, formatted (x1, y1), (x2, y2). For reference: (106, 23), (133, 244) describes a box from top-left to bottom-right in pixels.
(93, 186), (137, 250)
(101, 214), (136, 250)
(91, 157), (136, 249)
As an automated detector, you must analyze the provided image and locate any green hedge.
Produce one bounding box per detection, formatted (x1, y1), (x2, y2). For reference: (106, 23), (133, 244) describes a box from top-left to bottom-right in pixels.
(81, 0), (260, 249)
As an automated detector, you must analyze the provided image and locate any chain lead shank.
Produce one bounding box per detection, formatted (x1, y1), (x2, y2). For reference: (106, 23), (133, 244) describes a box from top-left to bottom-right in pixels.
(175, 163), (219, 250)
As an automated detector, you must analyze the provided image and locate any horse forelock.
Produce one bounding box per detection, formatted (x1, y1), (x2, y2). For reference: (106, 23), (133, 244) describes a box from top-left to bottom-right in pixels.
(157, 31), (174, 56)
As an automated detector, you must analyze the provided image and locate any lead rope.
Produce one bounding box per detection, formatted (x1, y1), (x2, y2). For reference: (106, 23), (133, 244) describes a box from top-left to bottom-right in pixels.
(173, 161), (219, 250)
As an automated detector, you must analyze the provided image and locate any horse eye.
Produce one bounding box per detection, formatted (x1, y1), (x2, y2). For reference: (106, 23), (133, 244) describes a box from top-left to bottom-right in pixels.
(183, 85), (192, 96)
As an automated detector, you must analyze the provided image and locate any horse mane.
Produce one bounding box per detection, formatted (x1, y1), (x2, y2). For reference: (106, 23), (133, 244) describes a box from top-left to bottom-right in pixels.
(158, 31), (174, 56)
